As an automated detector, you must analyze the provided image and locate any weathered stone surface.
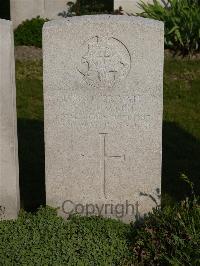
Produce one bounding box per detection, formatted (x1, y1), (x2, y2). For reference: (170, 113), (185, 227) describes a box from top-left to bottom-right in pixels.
(43, 15), (164, 222)
(0, 19), (20, 220)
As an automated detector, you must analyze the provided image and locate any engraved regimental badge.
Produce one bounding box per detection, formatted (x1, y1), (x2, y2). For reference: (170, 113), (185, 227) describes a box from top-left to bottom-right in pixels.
(78, 36), (131, 88)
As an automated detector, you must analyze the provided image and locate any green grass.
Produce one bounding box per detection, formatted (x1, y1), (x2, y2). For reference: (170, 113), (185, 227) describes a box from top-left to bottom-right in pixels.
(16, 58), (200, 209)
(162, 58), (200, 204)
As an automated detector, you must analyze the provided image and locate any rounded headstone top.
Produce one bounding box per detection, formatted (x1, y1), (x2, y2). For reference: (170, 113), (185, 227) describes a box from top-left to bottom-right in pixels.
(43, 15), (164, 31)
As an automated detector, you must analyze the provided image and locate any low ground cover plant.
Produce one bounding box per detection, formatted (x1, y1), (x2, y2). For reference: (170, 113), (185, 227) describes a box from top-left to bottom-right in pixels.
(137, 0), (200, 55)
(130, 182), (200, 265)
(0, 207), (132, 265)
(0, 193), (199, 265)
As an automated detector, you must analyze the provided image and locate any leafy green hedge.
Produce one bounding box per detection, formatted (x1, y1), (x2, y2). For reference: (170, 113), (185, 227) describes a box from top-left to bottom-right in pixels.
(14, 16), (48, 48)
(0, 196), (199, 265)
(137, 0), (200, 55)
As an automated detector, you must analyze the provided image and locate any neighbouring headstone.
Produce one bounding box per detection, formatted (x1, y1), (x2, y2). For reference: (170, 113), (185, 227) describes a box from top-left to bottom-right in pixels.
(0, 19), (20, 220)
(10, 0), (75, 28)
(43, 15), (164, 222)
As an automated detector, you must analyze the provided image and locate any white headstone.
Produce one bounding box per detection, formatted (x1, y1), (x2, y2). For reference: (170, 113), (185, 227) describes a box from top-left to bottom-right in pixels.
(43, 15), (164, 222)
(0, 19), (20, 220)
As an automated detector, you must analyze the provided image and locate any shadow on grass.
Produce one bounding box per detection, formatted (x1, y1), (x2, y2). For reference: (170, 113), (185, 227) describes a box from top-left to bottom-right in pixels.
(17, 119), (200, 211)
(18, 119), (45, 212)
(162, 121), (200, 202)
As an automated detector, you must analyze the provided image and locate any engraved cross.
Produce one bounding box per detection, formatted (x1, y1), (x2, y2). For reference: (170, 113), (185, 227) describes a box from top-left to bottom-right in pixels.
(99, 133), (125, 199)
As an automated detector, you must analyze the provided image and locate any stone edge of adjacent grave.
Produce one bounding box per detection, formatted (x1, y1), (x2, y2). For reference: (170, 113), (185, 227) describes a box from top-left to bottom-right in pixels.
(0, 18), (20, 220)
(43, 15), (164, 31)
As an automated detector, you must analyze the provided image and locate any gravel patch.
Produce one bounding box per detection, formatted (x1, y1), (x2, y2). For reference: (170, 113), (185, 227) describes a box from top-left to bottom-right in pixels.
(15, 46), (42, 61)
